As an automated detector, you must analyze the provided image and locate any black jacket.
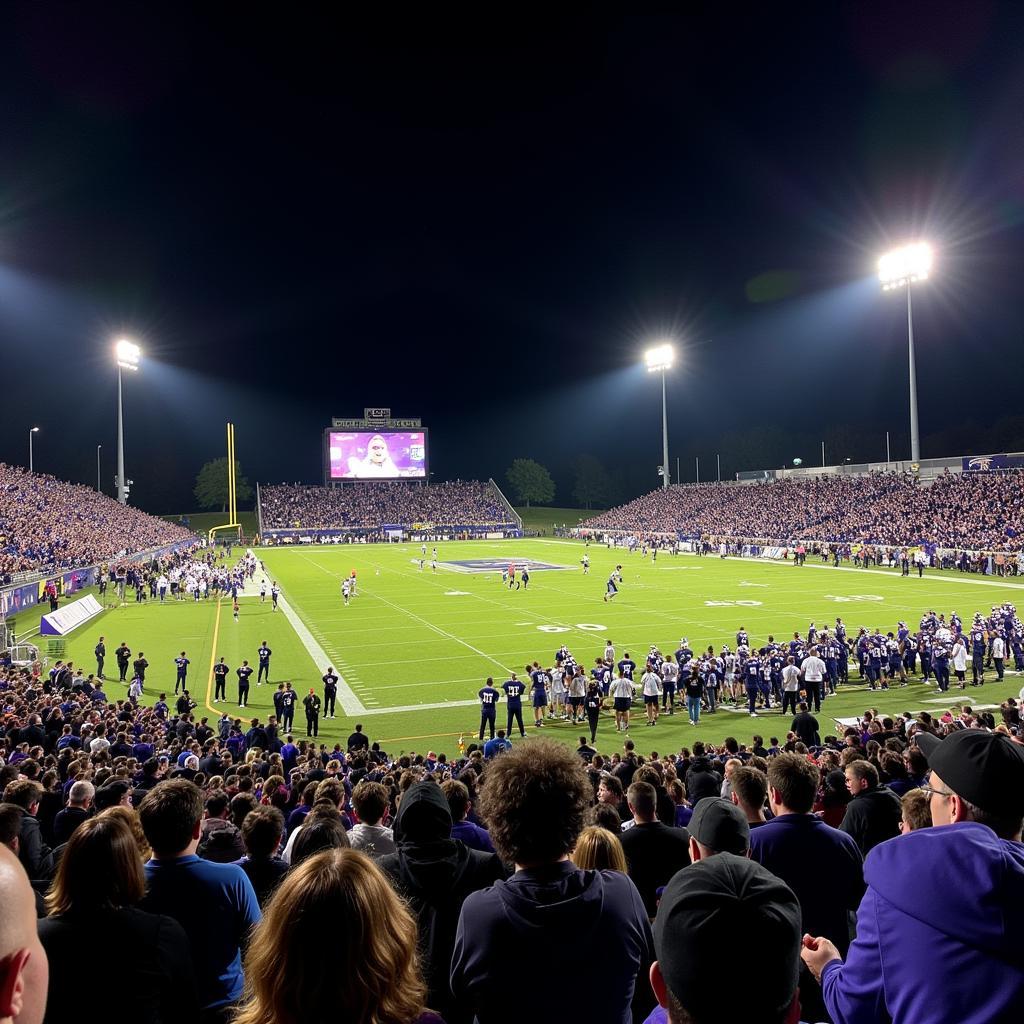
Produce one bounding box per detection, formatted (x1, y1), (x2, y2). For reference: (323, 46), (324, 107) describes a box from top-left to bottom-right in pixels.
(18, 813), (54, 881)
(379, 782), (504, 1024)
(839, 784), (903, 855)
(684, 757), (721, 804)
(619, 820), (691, 918)
(791, 711), (821, 747)
(40, 906), (198, 1024)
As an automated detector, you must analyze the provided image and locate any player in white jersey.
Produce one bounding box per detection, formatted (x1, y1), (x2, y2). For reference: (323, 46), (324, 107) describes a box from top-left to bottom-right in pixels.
(341, 579), (351, 605)
(259, 581), (267, 603)
(641, 667), (663, 725)
(604, 640), (615, 665)
(610, 672), (634, 731)
(581, 553), (590, 574)
(549, 665), (566, 719)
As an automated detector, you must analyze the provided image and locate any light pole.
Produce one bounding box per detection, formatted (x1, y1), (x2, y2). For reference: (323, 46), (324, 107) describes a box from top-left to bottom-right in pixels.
(28, 427), (39, 472)
(97, 444), (102, 493)
(645, 342), (674, 489)
(878, 243), (932, 463)
(115, 339), (140, 504)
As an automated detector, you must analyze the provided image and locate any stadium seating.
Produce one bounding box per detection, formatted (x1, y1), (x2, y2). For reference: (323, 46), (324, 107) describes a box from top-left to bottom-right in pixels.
(583, 469), (1024, 552)
(259, 480), (514, 530)
(0, 463), (195, 576)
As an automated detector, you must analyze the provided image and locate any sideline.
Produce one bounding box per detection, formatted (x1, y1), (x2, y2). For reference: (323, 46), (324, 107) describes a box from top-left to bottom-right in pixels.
(204, 599), (222, 718)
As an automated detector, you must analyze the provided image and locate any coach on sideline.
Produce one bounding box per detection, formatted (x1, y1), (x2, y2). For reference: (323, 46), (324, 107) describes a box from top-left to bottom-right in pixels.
(801, 730), (1024, 1024)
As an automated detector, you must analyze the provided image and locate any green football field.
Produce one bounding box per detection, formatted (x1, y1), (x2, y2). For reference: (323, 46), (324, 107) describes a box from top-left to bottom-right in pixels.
(57, 540), (1024, 757)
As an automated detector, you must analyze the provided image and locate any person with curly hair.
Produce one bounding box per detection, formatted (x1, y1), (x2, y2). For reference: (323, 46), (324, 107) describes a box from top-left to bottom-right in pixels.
(451, 740), (653, 1024)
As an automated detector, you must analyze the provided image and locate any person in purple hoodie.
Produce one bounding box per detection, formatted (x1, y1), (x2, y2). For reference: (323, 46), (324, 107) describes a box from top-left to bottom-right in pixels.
(442, 779), (495, 852)
(802, 729), (1024, 1024)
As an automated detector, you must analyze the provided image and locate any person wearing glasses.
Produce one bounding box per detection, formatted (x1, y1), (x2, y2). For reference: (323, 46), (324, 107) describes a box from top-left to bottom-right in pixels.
(802, 729), (1024, 1024)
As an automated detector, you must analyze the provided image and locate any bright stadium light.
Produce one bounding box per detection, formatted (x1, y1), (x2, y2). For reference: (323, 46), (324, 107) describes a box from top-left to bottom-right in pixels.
(644, 341), (675, 488)
(114, 338), (142, 504)
(28, 426), (40, 473)
(878, 243), (933, 463)
(645, 343), (674, 373)
(878, 242), (933, 291)
(115, 337), (141, 370)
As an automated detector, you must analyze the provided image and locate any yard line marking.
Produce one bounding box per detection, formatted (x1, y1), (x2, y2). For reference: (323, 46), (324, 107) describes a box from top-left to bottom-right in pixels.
(360, 697), (482, 716)
(252, 549), (367, 715)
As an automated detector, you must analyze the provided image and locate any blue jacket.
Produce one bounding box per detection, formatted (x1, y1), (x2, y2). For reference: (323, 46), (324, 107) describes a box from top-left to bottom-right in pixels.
(822, 823), (1024, 1024)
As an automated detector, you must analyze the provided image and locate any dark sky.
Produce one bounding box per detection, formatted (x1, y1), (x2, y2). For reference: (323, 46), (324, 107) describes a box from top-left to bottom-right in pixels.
(2, 2), (1023, 511)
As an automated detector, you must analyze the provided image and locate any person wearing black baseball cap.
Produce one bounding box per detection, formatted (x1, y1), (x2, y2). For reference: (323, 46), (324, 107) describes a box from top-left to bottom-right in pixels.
(647, 854), (805, 1024)
(802, 729), (1024, 1024)
(687, 797), (750, 860)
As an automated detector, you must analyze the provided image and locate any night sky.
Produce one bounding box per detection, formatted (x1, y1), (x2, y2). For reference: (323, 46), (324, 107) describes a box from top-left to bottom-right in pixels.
(2, 3), (1024, 512)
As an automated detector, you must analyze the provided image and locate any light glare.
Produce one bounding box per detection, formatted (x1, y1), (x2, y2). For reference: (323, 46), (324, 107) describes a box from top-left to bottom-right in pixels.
(878, 243), (933, 289)
(115, 337), (141, 369)
(645, 342), (674, 372)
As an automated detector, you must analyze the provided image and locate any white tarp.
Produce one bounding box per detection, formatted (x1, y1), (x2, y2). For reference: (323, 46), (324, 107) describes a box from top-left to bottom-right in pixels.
(40, 594), (103, 636)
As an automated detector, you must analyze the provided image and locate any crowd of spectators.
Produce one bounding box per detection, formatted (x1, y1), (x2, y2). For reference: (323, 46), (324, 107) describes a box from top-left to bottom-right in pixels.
(583, 469), (1024, 554)
(2, 624), (1023, 1024)
(0, 463), (195, 578)
(259, 480), (514, 532)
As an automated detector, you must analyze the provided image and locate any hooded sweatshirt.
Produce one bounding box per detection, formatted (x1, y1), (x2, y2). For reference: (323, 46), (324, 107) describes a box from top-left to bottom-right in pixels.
(821, 822), (1024, 1024)
(378, 783), (503, 1024)
(451, 859), (654, 1024)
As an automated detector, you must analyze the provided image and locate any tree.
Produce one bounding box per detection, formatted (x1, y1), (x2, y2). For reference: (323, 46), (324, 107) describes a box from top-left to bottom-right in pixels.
(505, 458), (555, 507)
(193, 458), (253, 513)
(572, 454), (613, 510)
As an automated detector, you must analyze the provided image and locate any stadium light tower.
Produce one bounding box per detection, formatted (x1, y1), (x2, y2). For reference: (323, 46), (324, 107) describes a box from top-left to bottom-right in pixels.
(115, 338), (141, 504)
(645, 342), (674, 489)
(28, 426), (39, 472)
(878, 242), (933, 463)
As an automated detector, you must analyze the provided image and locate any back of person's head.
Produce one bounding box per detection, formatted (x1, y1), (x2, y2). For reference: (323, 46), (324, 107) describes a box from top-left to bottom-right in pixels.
(352, 781), (388, 827)
(572, 825), (627, 872)
(45, 814), (144, 916)
(441, 778), (471, 823)
(241, 806), (285, 859)
(138, 779), (203, 857)
(627, 781), (658, 820)
(2, 780), (42, 812)
(97, 806), (151, 862)
(235, 849), (426, 1024)
(478, 739), (589, 865)
(590, 802), (622, 834)
(730, 767), (767, 814)
(231, 793), (258, 829)
(0, 803), (24, 851)
(68, 781), (95, 806)
(205, 792), (229, 818)
(900, 789), (932, 833)
(766, 753), (820, 814)
(652, 854), (801, 1024)
(290, 818), (349, 867)
(0, 845), (48, 1024)
(688, 798), (751, 857)
(316, 779), (344, 807)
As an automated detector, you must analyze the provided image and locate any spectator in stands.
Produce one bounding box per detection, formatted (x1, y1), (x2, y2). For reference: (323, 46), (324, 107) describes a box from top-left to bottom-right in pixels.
(198, 792), (245, 863)
(236, 807), (288, 909)
(452, 740), (655, 1024)
(683, 742), (720, 804)
(750, 754), (864, 955)
(647, 855), (803, 1024)
(572, 824), (627, 872)
(729, 765), (768, 827)
(1, 781), (52, 882)
(442, 779), (494, 852)
(233, 848), (444, 1024)
(380, 781), (503, 1024)
(51, 780), (94, 845)
(0, 844), (48, 1024)
(347, 780), (396, 859)
(687, 797), (750, 859)
(790, 702), (820, 747)
(38, 814), (198, 1023)
(803, 729), (1024, 1023)
(619, 780), (691, 918)
(289, 816), (349, 868)
(899, 788), (932, 833)
(138, 779), (261, 1022)
(839, 759), (903, 855)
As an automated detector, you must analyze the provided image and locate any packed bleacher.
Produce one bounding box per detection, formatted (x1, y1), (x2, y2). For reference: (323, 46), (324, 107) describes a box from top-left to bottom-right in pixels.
(583, 469), (1024, 553)
(259, 479), (515, 531)
(0, 463), (195, 577)
(2, 596), (1023, 1024)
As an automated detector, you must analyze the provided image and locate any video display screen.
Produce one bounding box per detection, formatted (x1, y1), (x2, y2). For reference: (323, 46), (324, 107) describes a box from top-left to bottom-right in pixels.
(327, 431), (427, 479)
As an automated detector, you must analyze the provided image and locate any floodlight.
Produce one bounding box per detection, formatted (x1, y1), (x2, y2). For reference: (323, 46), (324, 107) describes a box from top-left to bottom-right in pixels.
(878, 243), (933, 290)
(645, 343), (674, 373)
(30, 426), (39, 433)
(115, 338), (141, 370)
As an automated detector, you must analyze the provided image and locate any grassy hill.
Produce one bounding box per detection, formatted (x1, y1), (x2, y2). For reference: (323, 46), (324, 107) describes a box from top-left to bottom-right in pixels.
(515, 506), (603, 534)
(161, 511), (259, 537)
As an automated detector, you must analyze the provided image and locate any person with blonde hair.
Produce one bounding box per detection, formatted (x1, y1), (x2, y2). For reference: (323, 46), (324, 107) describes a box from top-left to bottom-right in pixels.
(234, 848), (443, 1024)
(98, 804), (152, 862)
(39, 814), (197, 1022)
(572, 825), (627, 873)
